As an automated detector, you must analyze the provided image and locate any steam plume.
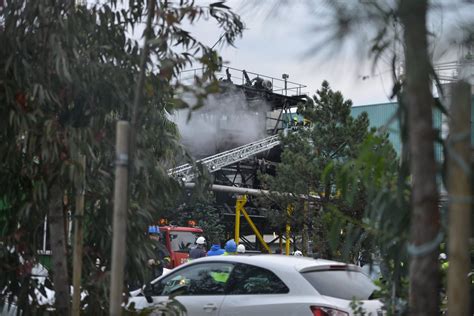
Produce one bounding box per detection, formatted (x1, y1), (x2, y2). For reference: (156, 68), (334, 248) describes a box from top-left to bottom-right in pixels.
(172, 86), (270, 158)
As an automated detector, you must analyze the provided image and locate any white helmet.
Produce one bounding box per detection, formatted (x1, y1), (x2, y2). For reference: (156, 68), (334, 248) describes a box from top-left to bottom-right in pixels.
(237, 244), (246, 253)
(293, 250), (303, 256)
(196, 236), (206, 245)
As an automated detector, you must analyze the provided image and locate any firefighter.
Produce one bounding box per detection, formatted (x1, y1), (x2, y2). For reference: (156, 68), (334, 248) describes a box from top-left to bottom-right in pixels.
(223, 239), (237, 255)
(293, 250), (303, 256)
(189, 236), (207, 259)
(207, 240), (225, 256)
(292, 115), (298, 127)
(236, 244), (246, 254)
(147, 226), (171, 279)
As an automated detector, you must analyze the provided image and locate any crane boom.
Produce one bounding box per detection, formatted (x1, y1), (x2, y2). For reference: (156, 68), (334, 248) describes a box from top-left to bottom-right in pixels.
(169, 135), (280, 182)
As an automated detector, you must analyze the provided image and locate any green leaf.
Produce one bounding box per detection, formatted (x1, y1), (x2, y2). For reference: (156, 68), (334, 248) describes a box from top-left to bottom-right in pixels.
(210, 2), (230, 10)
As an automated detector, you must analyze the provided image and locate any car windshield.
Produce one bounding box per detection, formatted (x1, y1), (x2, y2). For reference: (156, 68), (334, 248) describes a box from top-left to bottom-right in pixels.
(169, 231), (199, 252)
(301, 269), (377, 300)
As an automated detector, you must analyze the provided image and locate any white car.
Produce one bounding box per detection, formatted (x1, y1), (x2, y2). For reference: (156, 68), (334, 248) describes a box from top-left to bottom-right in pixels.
(128, 255), (384, 316)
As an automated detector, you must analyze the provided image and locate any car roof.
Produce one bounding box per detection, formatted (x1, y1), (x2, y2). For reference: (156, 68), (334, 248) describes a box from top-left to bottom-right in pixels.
(159, 226), (203, 232)
(149, 255), (366, 297)
(189, 254), (355, 272)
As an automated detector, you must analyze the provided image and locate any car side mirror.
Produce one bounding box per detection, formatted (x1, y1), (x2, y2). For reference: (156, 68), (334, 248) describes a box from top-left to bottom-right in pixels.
(143, 282), (155, 301)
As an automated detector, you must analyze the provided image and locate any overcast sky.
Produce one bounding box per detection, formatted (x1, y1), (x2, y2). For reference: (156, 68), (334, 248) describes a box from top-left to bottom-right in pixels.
(187, 0), (473, 106)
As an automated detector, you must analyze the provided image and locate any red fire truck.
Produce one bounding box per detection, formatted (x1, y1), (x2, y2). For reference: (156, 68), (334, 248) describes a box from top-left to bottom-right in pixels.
(158, 225), (204, 268)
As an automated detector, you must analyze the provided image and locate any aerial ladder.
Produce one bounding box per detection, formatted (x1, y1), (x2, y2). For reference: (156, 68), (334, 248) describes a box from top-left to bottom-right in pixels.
(168, 134), (280, 182)
(168, 134), (284, 254)
(169, 132), (315, 255)
(168, 134), (314, 255)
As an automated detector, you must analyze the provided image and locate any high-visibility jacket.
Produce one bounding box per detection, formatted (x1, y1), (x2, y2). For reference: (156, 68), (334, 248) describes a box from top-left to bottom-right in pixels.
(210, 271), (230, 283)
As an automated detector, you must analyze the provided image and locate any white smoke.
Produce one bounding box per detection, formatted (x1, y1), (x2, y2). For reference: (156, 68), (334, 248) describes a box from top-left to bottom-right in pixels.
(171, 86), (270, 158)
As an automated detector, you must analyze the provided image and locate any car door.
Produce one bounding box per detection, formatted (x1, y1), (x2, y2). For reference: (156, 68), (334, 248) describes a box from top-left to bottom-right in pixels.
(139, 262), (235, 316)
(220, 263), (299, 316)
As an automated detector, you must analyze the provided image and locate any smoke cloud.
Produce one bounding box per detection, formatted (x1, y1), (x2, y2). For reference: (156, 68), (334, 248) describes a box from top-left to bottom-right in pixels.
(171, 86), (270, 158)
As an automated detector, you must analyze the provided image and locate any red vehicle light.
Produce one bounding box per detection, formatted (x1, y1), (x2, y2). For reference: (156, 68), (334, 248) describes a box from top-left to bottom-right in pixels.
(158, 218), (168, 225)
(310, 306), (348, 316)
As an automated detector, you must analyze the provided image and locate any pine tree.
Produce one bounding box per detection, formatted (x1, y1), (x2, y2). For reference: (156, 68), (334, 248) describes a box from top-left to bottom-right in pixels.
(262, 81), (370, 258)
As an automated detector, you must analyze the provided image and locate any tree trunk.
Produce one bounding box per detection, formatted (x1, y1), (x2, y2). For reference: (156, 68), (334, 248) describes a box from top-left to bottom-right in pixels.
(72, 155), (86, 316)
(48, 182), (70, 315)
(400, 1), (440, 315)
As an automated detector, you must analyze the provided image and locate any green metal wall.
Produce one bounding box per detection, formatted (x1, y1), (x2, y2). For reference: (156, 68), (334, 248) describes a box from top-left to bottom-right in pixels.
(350, 100), (469, 162)
(351, 102), (401, 154)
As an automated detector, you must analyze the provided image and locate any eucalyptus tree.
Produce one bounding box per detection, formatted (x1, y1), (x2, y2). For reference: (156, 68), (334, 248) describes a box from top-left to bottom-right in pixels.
(306, 1), (473, 314)
(246, 0), (472, 313)
(0, 0), (243, 313)
(313, 1), (458, 314)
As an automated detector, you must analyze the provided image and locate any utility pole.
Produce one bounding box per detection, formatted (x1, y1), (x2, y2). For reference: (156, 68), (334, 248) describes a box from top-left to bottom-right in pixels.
(109, 121), (130, 316)
(282, 74), (289, 96)
(447, 81), (471, 316)
(72, 155), (86, 316)
(286, 205), (293, 255)
(302, 201), (309, 256)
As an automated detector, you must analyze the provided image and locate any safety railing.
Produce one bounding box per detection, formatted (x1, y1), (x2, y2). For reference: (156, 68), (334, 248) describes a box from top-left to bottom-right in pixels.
(178, 66), (307, 96)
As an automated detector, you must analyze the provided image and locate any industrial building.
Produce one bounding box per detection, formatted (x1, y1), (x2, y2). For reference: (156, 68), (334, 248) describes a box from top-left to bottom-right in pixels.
(171, 67), (473, 253)
(351, 92), (474, 162)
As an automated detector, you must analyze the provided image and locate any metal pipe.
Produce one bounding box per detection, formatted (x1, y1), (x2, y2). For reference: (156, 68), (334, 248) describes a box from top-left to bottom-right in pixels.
(183, 183), (320, 201)
(184, 182), (269, 196)
(234, 197), (243, 244)
(286, 205), (293, 256)
(42, 216), (48, 252)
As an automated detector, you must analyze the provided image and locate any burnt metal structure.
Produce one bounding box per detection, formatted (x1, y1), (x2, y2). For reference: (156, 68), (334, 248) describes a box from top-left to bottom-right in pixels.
(175, 67), (308, 187)
(172, 67), (308, 251)
(180, 66), (307, 109)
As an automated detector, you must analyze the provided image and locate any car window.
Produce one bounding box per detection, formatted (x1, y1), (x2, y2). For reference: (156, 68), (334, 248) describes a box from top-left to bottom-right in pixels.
(170, 231), (199, 252)
(152, 263), (235, 296)
(226, 263), (289, 294)
(301, 269), (377, 300)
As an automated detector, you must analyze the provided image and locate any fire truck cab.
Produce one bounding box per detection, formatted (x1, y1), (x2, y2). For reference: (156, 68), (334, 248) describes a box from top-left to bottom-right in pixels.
(159, 225), (204, 268)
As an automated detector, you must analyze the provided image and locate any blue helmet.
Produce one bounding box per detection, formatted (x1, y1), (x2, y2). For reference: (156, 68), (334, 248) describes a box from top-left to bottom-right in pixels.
(148, 225), (160, 234)
(225, 239), (237, 253)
